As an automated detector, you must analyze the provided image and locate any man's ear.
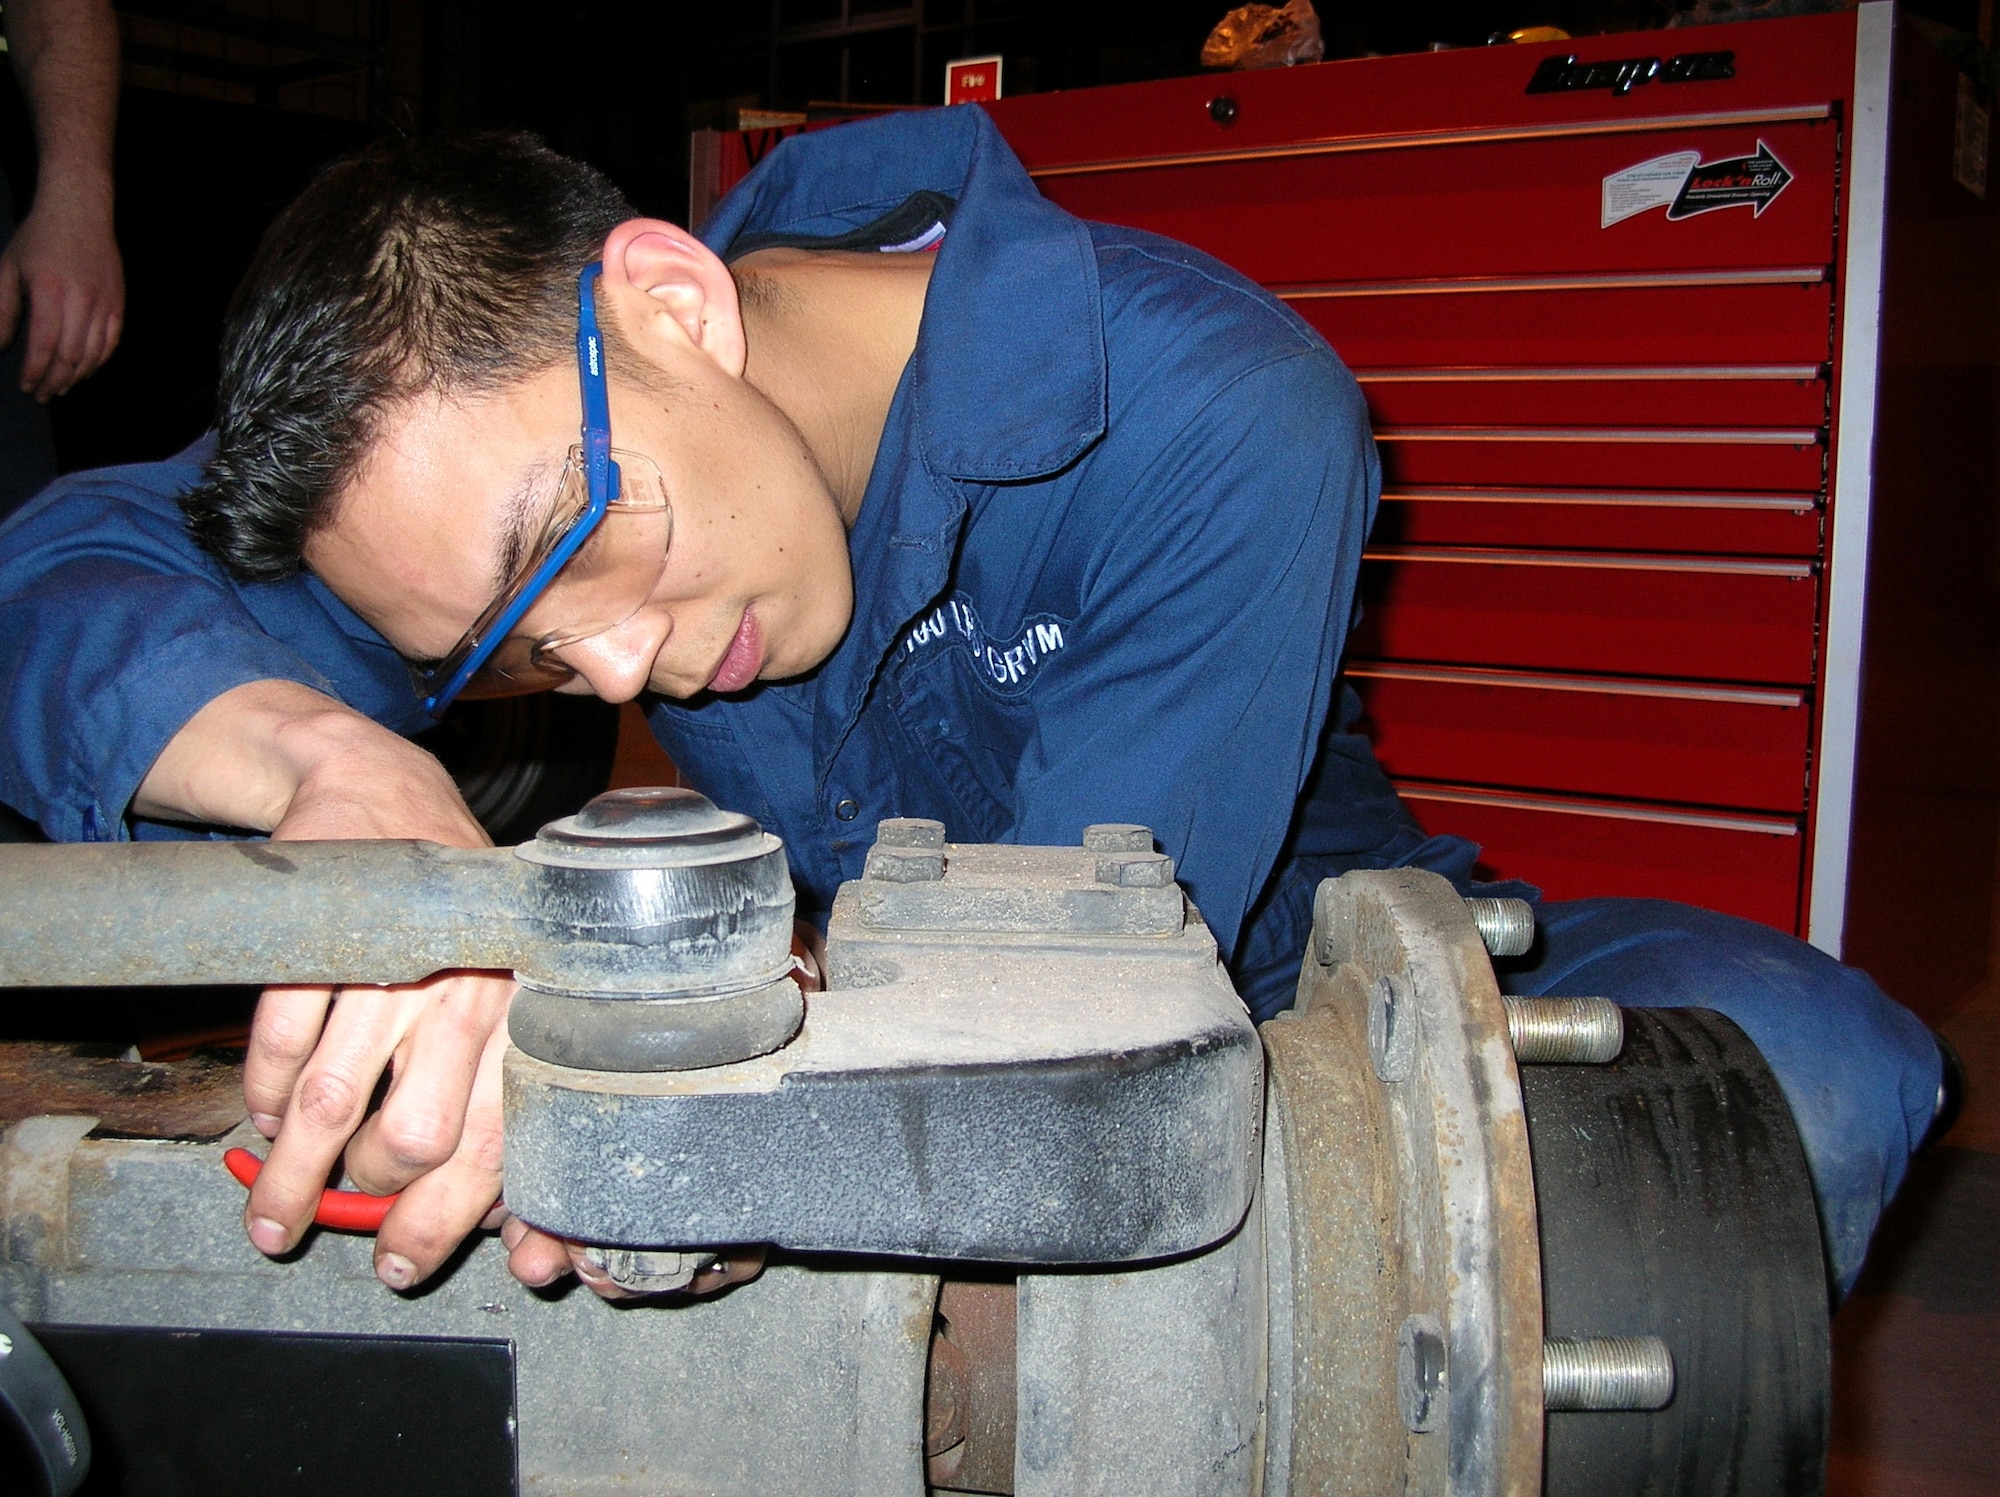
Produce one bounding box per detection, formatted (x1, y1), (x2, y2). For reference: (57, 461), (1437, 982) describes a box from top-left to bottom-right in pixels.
(598, 218), (747, 378)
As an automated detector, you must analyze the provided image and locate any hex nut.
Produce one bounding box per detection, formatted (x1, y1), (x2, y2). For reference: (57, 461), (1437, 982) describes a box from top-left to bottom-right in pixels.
(865, 848), (946, 883)
(1095, 852), (1175, 888)
(876, 818), (946, 850)
(577, 1245), (714, 1295)
(1082, 824), (1153, 853)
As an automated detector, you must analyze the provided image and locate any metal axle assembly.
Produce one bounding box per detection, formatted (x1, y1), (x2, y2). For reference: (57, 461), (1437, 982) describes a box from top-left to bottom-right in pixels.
(0, 790), (1829, 1495)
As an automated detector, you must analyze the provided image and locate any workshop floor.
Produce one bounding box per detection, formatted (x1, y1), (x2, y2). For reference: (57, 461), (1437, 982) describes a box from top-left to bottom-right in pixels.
(1828, 858), (1999, 1497)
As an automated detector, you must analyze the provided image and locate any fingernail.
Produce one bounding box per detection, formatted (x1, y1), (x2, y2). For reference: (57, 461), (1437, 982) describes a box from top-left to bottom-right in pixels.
(377, 1253), (417, 1291)
(248, 1216), (290, 1255)
(250, 1113), (282, 1138)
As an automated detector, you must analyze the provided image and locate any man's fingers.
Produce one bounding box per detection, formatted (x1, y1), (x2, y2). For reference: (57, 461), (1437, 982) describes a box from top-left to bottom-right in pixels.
(17, 282), (61, 396)
(506, 1221), (577, 1289)
(343, 972), (512, 1194)
(76, 307), (110, 388)
(244, 989), (404, 1256)
(243, 985), (337, 1135)
(367, 1004), (511, 1290)
(692, 1245), (768, 1294)
(371, 1146), (504, 1291)
(29, 280), (93, 401)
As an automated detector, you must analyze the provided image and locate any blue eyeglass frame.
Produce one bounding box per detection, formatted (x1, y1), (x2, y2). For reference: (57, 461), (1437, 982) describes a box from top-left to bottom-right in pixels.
(422, 262), (624, 718)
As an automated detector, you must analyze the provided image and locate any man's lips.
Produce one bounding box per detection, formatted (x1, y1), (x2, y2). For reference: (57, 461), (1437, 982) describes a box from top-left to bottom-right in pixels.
(707, 609), (764, 693)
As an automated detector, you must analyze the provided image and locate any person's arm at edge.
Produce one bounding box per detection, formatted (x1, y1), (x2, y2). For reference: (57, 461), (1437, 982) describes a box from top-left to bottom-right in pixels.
(0, 0), (124, 400)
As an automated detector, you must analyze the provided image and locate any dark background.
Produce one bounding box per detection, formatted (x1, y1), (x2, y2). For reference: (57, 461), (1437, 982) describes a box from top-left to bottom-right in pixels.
(0, 0), (1985, 475)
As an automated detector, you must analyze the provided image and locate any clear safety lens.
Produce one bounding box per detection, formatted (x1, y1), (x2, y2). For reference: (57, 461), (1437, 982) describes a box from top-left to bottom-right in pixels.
(442, 445), (672, 701)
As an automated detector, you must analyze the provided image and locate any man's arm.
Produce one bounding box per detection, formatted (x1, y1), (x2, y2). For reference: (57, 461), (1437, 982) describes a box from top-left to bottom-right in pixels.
(0, 462), (580, 1292)
(0, 0), (123, 400)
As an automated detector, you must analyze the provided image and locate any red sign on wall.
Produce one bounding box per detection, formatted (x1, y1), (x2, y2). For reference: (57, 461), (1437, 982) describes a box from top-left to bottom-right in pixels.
(946, 55), (1003, 105)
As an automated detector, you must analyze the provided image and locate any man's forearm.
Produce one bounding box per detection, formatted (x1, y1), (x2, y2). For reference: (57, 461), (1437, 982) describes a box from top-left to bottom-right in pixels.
(134, 679), (436, 835)
(6, 0), (119, 189)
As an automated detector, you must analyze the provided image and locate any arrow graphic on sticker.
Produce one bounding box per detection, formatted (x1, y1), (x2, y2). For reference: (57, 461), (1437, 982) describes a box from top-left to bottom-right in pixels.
(1601, 139), (1795, 227)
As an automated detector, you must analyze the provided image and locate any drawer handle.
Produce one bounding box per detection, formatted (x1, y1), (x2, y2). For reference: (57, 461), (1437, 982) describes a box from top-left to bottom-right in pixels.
(1362, 545), (1815, 579)
(1356, 363), (1825, 383)
(1380, 485), (1817, 512)
(1277, 265), (1827, 299)
(1347, 661), (1804, 708)
(1028, 103), (1832, 179)
(1393, 780), (1800, 836)
(1373, 424), (1822, 445)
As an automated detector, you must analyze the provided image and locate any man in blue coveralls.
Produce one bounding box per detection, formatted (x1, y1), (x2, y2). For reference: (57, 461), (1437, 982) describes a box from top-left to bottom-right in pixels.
(0, 114), (1950, 1303)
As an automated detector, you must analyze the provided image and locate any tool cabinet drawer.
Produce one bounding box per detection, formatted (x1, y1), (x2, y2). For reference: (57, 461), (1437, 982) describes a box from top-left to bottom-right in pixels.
(1039, 119), (1838, 286)
(1352, 548), (1819, 683)
(1300, 277), (1835, 370)
(1395, 781), (1804, 930)
(1358, 370), (1827, 429)
(1374, 426), (1823, 491)
(1373, 489), (1821, 556)
(1351, 665), (1810, 811)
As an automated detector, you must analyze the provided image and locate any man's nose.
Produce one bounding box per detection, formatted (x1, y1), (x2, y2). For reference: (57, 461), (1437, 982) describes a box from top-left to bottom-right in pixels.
(553, 614), (667, 704)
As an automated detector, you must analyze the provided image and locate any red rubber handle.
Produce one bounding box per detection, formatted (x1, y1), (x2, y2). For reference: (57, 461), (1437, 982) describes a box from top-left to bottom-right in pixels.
(223, 1146), (398, 1233)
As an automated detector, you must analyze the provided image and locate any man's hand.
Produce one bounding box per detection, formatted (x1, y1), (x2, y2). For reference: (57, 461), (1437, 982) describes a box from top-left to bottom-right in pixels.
(1, 0), (124, 400)
(0, 179), (123, 401)
(137, 680), (603, 1294)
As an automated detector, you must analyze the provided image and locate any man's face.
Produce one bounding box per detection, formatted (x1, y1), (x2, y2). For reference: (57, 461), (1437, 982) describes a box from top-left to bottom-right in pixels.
(304, 345), (856, 702)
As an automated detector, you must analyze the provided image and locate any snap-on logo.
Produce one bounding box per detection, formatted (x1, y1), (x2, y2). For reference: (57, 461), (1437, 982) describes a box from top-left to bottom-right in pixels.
(1527, 49), (1734, 96)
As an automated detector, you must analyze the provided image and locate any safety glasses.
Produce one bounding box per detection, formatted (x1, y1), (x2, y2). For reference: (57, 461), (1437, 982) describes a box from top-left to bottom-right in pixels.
(420, 263), (673, 717)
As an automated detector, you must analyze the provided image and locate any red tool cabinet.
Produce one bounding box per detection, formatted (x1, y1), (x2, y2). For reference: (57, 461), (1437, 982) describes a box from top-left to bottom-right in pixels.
(696, 5), (1999, 1006)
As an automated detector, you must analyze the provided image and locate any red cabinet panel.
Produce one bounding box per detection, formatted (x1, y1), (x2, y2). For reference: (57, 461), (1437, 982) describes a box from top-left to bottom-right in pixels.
(1375, 491), (1821, 556)
(1296, 279), (1835, 370)
(1351, 666), (1810, 810)
(989, 15), (1862, 179)
(1395, 783), (1804, 930)
(1352, 550), (1819, 683)
(1038, 119), (1840, 285)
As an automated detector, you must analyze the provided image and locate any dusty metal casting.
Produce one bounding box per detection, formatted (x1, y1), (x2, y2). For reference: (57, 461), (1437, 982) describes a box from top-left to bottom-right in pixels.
(501, 819), (1263, 1263)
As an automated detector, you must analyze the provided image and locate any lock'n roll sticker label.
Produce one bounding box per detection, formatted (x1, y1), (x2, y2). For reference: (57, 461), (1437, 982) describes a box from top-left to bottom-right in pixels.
(1603, 139), (1794, 227)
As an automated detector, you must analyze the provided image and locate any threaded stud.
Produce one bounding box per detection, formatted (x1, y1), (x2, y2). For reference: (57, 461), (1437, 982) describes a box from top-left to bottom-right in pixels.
(1504, 997), (1624, 1064)
(1543, 1335), (1675, 1411)
(1466, 897), (1535, 957)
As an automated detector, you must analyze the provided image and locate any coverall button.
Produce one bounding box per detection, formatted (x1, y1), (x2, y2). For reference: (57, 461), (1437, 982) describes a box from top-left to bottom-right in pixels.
(834, 798), (860, 822)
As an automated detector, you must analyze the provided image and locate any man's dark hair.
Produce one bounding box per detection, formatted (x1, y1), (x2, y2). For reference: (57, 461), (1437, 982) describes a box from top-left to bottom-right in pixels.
(183, 131), (636, 581)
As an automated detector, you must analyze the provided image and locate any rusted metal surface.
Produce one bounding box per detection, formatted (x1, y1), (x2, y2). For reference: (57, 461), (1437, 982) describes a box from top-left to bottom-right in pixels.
(925, 1321), (972, 1461)
(929, 1278), (1019, 1494)
(1261, 971), (1408, 1494)
(0, 1044), (245, 1142)
(1262, 868), (1544, 1497)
